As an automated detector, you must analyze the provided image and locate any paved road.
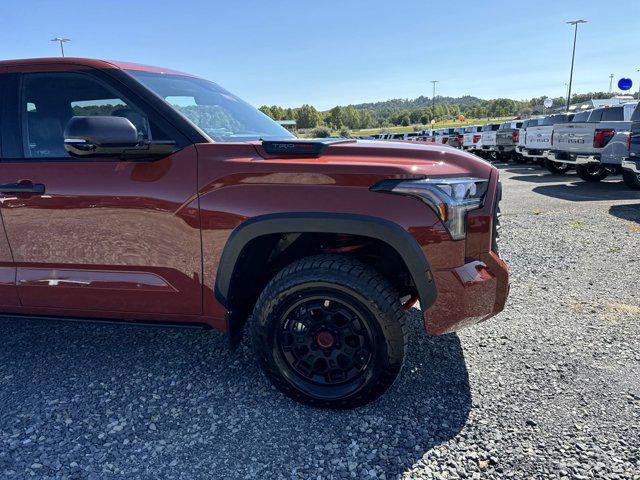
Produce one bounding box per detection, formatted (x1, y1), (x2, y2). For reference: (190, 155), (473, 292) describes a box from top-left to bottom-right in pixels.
(1, 164), (639, 479)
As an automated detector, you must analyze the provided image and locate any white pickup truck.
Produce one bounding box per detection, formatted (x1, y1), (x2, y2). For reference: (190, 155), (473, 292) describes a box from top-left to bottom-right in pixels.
(548, 103), (638, 181)
(447, 127), (465, 148)
(441, 128), (457, 146)
(479, 123), (500, 159)
(523, 113), (574, 168)
(462, 125), (482, 152)
(515, 118), (538, 163)
(495, 120), (523, 161)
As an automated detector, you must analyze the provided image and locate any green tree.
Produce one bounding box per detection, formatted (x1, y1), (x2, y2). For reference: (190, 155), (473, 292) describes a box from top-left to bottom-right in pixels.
(270, 105), (285, 120)
(312, 126), (331, 138)
(325, 106), (344, 129)
(342, 106), (361, 130)
(295, 104), (321, 129)
(259, 105), (273, 118)
(358, 109), (373, 129)
(419, 113), (432, 125)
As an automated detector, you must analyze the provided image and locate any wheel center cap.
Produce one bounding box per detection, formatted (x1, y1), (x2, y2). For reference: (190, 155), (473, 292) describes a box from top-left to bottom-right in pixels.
(316, 331), (335, 348)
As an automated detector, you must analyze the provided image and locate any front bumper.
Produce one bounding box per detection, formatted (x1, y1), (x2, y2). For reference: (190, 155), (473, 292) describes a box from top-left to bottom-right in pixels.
(547, 151), (599, 165)
(622, 158), (640, 173)
(424, 251), (509, 335)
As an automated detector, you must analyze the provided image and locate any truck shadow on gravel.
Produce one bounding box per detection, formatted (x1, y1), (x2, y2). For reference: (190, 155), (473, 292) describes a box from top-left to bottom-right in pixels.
(506, 173), (576, 184)
(531, 180), (640, 202)
(494, 164), (576, 183)
(609, 203), (640, 224)
(0, 309), (470, 479)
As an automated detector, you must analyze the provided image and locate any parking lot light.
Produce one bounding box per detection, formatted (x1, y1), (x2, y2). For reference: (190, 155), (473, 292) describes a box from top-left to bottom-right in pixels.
(50, 37), (70, 57)
(609, 74), (614, 94)
(430, 80), (439, 110)
(565, 20), (587, 112)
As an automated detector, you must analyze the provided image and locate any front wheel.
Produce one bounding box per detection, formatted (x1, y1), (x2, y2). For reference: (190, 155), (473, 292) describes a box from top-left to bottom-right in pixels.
(576, 164), (609, 182)
(250, 255), (407, 408)
(622, 169), (640, 190)
(544, 159), (570, 174)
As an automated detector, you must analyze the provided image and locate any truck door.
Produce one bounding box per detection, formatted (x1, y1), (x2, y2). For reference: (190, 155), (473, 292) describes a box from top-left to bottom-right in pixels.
(0, 68), (21, 308)
(0, 65), (202, 317)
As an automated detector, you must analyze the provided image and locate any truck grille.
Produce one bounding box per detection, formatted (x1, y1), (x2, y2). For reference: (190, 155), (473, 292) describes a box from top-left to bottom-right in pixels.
(491, 182), (502, 254)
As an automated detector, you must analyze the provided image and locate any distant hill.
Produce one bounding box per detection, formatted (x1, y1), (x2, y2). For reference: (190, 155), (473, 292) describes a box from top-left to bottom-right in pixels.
(260, 91), (630, 131)
(349, 95), (485, 112)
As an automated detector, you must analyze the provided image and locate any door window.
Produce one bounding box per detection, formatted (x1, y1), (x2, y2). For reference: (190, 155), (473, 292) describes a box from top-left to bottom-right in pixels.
(21, 72), (161, 158)
(600, 107), (623, 122)
(587, 109), (603, 123)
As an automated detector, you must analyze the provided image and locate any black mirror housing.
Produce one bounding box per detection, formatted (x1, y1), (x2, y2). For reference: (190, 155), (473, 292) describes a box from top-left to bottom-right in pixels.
(64, 116), (139, 157)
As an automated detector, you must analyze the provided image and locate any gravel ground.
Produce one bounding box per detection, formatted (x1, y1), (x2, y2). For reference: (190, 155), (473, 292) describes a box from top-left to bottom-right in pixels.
(1, 164), (639, 479)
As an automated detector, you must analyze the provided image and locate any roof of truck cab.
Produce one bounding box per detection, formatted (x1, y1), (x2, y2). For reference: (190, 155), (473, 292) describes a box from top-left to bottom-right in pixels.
(0, 57), (192, 76)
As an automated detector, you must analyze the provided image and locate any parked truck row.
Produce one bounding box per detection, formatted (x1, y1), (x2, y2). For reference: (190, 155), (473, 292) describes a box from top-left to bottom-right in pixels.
(370, 101), (640, 189)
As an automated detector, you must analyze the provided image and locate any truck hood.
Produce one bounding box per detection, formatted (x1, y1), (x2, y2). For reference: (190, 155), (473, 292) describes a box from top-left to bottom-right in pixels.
(251, 139), (495, 179)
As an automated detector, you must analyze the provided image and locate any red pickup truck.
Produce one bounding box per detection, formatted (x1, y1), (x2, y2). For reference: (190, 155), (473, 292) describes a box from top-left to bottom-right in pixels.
(0, 58), (508, 407)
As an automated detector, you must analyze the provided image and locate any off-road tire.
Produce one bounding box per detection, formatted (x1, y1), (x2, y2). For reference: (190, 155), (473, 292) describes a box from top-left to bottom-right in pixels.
(545, 159), (570, 174)
(622, 169), (640, 190)
(249, 254), (407, 408)
(576, 164), (609, 182)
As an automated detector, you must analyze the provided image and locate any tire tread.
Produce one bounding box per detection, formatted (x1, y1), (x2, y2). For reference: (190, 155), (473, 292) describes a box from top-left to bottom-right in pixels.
(249, 254), (407, 408)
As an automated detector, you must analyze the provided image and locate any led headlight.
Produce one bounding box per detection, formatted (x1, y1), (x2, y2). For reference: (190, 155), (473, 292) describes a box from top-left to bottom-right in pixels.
(372, 177), (489, 240)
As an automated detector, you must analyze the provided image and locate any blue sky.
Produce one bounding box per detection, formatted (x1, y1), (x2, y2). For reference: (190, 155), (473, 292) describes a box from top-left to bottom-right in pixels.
(2, 0), (638, 110)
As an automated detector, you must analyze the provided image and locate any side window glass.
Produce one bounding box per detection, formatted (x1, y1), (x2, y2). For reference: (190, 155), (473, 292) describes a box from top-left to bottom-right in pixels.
(601, 107), (622, 122)
(21, 72), (153, 159)
(588, 110), (603, 123)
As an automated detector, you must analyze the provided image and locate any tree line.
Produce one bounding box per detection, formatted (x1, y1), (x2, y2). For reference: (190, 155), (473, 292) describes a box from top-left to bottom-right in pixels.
(259, 91), (627, 131)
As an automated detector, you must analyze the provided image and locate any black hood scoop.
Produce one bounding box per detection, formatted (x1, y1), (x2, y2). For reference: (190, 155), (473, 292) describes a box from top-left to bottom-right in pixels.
(261, 138), (356, 156)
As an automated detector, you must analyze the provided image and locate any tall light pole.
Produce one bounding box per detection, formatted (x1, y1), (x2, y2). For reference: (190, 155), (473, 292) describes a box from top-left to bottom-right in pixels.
(609, 74), (614, 94)
(430, 80), (439, 110)
(50, 37), (70, 57)
(565, 19), (587, 112)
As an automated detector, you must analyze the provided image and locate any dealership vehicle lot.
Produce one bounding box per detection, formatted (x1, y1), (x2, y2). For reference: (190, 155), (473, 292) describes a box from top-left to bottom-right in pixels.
(0, 165), (638, 479)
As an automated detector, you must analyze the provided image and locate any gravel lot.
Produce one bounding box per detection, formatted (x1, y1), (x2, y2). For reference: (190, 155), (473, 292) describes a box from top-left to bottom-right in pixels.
(1, 164), (639, 479)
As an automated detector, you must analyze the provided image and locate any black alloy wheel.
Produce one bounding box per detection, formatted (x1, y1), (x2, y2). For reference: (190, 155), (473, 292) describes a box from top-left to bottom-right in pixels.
(576, 164), (609, 182)
(276, 293), (374, 388)
(250, 255), (407, 408)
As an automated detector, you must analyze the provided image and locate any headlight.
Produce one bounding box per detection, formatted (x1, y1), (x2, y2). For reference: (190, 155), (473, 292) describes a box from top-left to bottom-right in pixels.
(372, 177), (489, 240)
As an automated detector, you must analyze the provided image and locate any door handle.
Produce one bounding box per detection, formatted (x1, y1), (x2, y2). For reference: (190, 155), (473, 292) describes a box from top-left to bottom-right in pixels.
(0, 182), (46, 195)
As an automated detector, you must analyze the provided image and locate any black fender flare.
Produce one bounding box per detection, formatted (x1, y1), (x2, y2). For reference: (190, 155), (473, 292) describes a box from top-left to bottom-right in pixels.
(215, 212), (437, 313)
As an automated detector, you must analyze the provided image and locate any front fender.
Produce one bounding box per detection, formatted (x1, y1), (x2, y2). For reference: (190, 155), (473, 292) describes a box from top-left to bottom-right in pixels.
(214, 212), (437, 312)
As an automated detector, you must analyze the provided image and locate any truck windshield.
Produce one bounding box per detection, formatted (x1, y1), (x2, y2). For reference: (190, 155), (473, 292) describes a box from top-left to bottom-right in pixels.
(125, 70), (294, 142)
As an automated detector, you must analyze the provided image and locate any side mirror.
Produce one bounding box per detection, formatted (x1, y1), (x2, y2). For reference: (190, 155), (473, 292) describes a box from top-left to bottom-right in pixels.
(64, 116), (140, 156)
(64, 116), (177, 160)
